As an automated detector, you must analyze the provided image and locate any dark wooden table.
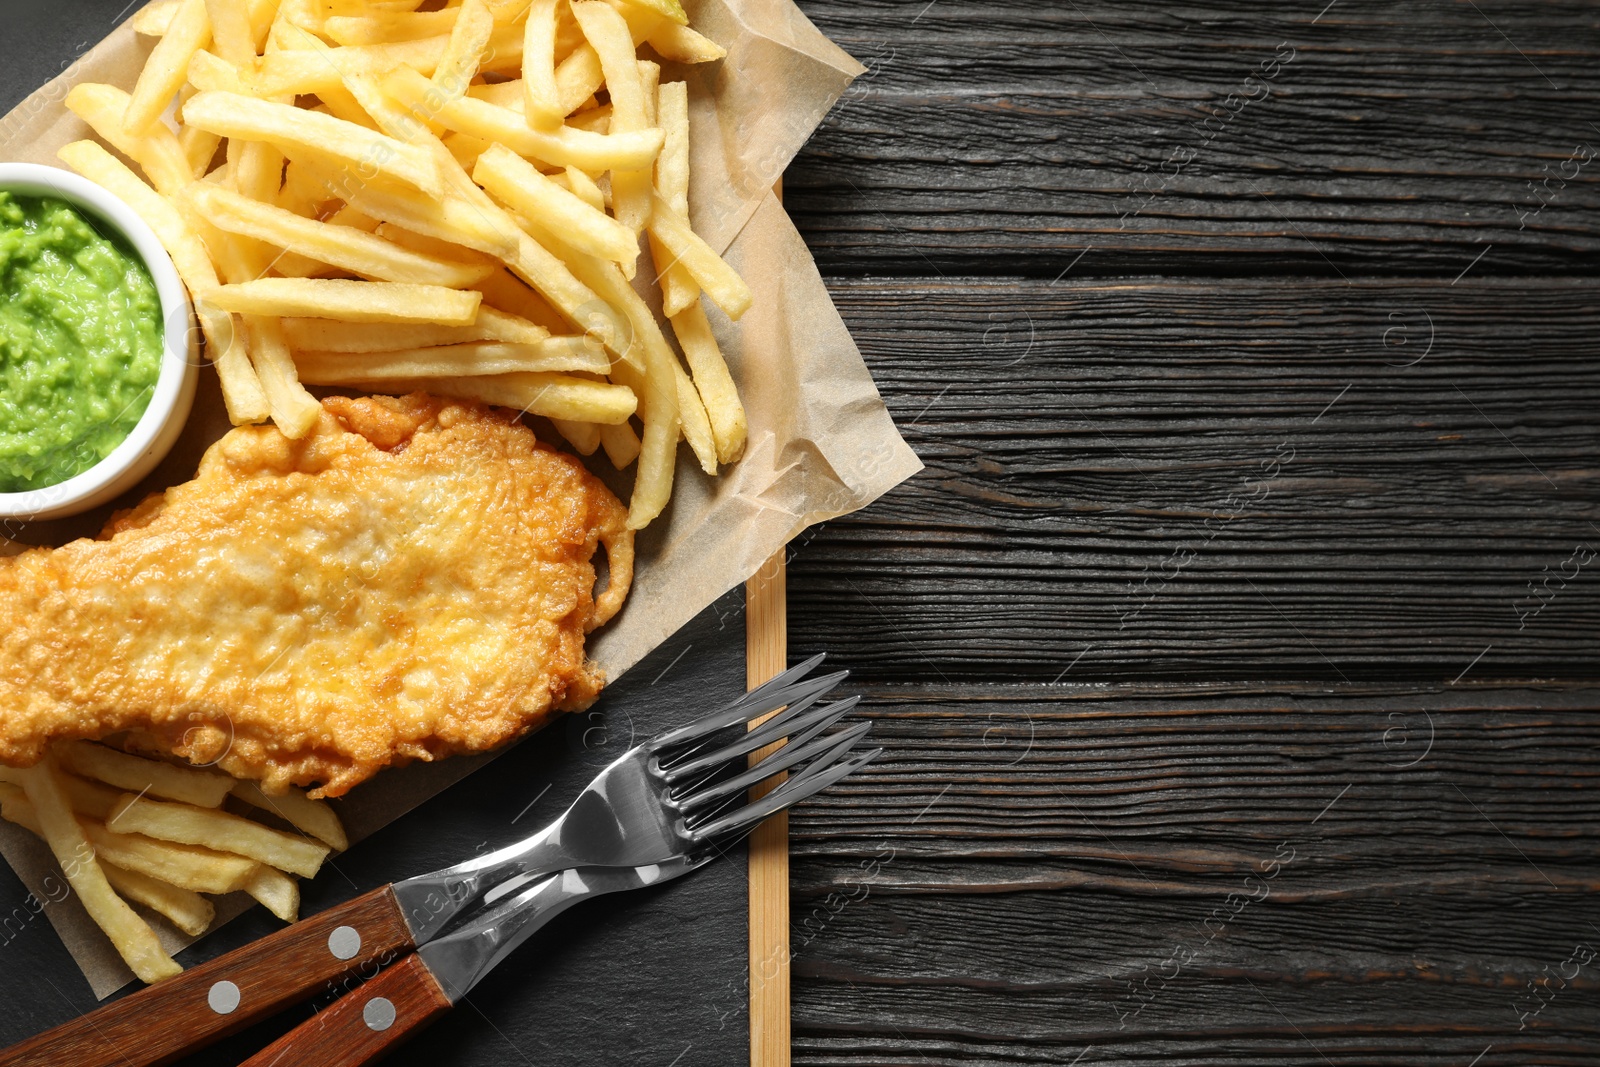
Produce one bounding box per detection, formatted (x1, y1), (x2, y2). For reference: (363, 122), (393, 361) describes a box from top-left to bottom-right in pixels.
(781, 1), (1600, 1063)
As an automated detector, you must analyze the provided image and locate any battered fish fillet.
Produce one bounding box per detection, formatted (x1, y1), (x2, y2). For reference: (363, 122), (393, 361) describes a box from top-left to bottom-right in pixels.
(0, 394), (633, 797)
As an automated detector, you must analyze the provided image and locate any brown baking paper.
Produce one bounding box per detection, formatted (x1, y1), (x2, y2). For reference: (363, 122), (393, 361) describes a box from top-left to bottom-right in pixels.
(0, 0), (920, 998)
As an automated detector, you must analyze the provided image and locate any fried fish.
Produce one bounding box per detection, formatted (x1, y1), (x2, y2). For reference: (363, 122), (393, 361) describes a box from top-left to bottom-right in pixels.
(0, 394), (633, 797)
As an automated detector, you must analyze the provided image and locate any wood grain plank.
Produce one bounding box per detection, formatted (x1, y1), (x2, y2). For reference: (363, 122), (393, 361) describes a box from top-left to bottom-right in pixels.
(788, 0), (1600, 275)
(774, 4), (1600, 1064)
(787, 276), (1600, 683)
(785, 683), (1600, 1065)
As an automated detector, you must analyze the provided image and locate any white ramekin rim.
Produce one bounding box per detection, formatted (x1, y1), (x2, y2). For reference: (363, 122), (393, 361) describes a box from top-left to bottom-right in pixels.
(0, 162), (199, 522)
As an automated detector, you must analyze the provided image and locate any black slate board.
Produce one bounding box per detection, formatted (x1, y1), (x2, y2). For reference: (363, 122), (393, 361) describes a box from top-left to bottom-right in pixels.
(0, 590), (751, 1067)
(0, 4), (751, 1063)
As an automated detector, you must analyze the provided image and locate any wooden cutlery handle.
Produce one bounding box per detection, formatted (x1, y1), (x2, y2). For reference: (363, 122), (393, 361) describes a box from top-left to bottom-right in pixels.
(240, 952), (453, 1067)
(0, 885), (415, 1067)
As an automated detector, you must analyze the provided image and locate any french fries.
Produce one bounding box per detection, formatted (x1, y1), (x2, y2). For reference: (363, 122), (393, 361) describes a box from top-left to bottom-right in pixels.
(281, 308), (548, 352)
(243, 865), (300, 923)
(231, 780), (348, 851)
(521, 0), (564, 128)
(623, 0), (688, 26)
(296, 338), (609, 382)
(11, 759), (181, 983)
(653, 80), (698, 316)
(182, 92), (447, 199)
(210, 278), (482, 325)
(571, 2), (651, 233)
(131, 0), (179, 37)
(108, 794), (331, 879)
(102, 863), (216, 938)
(252, 25), (529, 96)
(432, 0), (495, 101)
(206, 0), (257, 69)
(553, 417), (602, 455)
(553, 46), (607, 114)
(0, 743), (348, 983)
(647, 193), (752, 320)
(673, 360), (719, 475)
(0, 764), (121, 820)
(474, 266), (570, 334)
(187, 184), (496, 287)
(334, 181), (521, 259)
(475, 145), (639, 269)
(124, 0), (209, 135)
(562, 165), (607, 213)
(62, 0), (750, 530)
(382, 66), (665, 172)
(324, 9), (461, 47)
(57, 741), (233, 808)
(672, 301), (748, 464)
(647, 22), (727, 63)
(340, 372), (638, 424)
(65, 84), (192, 197)
(246, 315), (325, 439)
(600, 421), (642, 469)
(0, 784), (260, 894)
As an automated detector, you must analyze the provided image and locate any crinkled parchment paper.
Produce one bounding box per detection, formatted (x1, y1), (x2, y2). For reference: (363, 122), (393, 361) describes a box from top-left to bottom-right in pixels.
(0, 0), (921, 997)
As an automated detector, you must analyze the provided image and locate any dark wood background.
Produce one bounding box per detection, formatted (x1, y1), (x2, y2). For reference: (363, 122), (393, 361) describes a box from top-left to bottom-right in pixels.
(782, 0), (1600, 1063)
(0, 1), (1596, 1064)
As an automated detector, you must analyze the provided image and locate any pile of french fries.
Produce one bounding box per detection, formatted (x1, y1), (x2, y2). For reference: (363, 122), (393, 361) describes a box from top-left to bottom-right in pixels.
(62, 0), (750, 529)
(0, 741), (346, 983)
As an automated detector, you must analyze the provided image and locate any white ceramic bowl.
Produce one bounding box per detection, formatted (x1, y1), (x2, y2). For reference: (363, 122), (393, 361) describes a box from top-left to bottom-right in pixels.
(0, 162), (199, 522)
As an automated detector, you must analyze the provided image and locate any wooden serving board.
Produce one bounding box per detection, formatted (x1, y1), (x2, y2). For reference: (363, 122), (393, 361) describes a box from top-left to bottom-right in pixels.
(746, 552), (789, 1067)
(746, 178), (789, 1067)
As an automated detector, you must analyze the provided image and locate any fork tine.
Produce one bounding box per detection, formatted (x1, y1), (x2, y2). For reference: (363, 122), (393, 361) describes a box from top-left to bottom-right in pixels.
(678, 721), (873, 812)
(661, 691), (858, 782)
(652, 671), (846, 763)
(687, 743), (881, 844)
(699, 653), (828, 730)
(739, 651), (827, 706)
(680, 724), (871, 832)
(742, 693), (862, 760)
(650, 664), (847, 753)
(721, 668), (849, 728)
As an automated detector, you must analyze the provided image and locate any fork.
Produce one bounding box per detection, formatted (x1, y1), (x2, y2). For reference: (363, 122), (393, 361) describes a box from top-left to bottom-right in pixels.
(0, 655), (871, 1067)
(395, 652), (861, 940)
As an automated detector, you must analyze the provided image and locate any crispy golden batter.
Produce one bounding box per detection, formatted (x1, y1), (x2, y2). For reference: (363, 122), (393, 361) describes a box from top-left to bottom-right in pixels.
(0, 394), (633, 797)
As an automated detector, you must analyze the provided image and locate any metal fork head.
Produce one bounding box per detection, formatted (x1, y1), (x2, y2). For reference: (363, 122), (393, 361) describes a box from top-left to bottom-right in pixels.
(416, 732), (885, 1001)
(646, 653), (841, 753)
(687, 745), (881, 844)
(395, 654), (877, 943)
(555, 653), (874, 861)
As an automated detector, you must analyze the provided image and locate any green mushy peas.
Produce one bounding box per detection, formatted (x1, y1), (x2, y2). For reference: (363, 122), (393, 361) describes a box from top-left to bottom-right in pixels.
(0, 190), (164, 493)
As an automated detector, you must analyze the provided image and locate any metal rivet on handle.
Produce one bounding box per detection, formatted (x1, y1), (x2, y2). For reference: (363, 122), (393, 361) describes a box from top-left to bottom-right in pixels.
(328, 925), (362, 960)
(208, 980), (241, 1015)
(364, 997), (396, 1032)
